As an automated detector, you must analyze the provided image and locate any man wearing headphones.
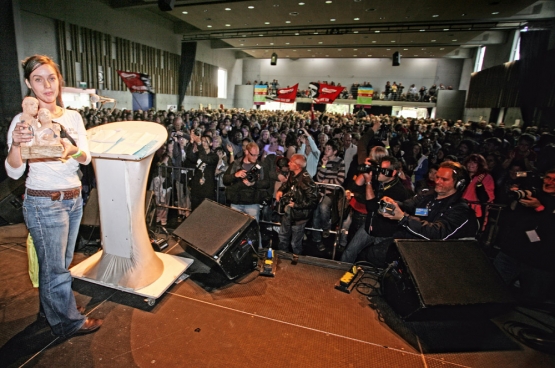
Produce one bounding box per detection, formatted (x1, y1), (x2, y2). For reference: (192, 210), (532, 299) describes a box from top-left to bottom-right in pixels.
(380, 161), (479, 242)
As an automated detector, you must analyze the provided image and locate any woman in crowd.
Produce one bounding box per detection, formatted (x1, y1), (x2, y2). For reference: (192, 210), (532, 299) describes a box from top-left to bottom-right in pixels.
(6, 55), (101, 337)
(188, 134), (219, 210)
(415, 165), (438, 195)
(405, 142), (428, 183)
(462, 153), (495, 230)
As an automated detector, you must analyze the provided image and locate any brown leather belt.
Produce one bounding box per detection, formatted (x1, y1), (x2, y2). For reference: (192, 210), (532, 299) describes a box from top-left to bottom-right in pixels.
(27, 187), (81, 201)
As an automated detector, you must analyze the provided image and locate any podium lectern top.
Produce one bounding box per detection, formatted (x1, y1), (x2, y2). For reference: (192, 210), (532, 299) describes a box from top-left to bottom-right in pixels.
(87, 121), (168, 160)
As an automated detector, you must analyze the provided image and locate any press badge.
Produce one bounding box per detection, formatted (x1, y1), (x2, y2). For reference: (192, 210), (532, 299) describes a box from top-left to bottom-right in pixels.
(526, 230), (541, 243)
(415, 208), (429, 216)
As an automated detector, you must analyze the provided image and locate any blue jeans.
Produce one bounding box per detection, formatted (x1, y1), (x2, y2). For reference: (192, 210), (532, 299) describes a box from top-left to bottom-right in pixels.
(312, 195), (332, 243)
(278, 212), (308, 255)
(340, 226), (392, 265)
(23, 193), (86, 337)
(231, 203), (262, 248)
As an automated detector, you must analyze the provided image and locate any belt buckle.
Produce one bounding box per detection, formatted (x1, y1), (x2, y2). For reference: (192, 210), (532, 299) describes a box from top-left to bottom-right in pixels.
(51, 191), (61, 201)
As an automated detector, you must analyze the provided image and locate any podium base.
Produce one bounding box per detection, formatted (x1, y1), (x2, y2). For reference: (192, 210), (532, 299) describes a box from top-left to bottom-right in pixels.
(70, 251), (193, 305)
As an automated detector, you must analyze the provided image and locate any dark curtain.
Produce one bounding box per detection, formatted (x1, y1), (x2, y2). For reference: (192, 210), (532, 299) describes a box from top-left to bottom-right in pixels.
(178, 42), (197, 107)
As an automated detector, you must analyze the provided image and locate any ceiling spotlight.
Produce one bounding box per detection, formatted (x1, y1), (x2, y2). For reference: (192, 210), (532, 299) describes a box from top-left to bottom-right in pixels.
(308, 49), (311, 51)
(293, 50), (297, 51)
(375, 30), (380, 33)
(452, 39), (457, 41)
(461, 13), (466, 16)
(353, 31), (359, 34)
(443, 28), (449, 31)
(225, 8), (231, 11)
(265, 22), (270, 24)
(338, 48), (342, 51)
(432, 14), (439, 17)
(295, 32), (300, 35)
(440, 48), (445, 50)
(225, 24), (230, 27)
(299, 2), (305, 5)
(431, 40), (436, 42)
(368, 55), (372, 57)
(330, 19), (336, 21)
(240, 44), (244, 46)
(372, 41), (376, 43)
(207, 25), (212, 28)
(391, 40), (396, 42)
(354, 55), (357, 57)
(353, 48), (358, 51)
(326, 0), (333, 3)
(314, 32), (319, 34)
(492, 11), (499, 15)
(286, 42), (290, 44)
(286, 21), (291, 23)
(270, 43), (274, 45)
(404, 48), (408, 50)
(354, 18), (360, 21)
(318, 42), (323, 44)
(182, 11), (188, 14)
(259, 34), (263, 36)
(248, 6), (254, 9)
(420, 29), (425, 32)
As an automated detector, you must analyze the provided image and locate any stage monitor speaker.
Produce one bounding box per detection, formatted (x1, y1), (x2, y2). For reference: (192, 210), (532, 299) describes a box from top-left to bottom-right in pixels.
(173, 199), (259, 280)
(0, 178), (25, 225)
(271, 52), (278, 66)
(392, 51), (401, 66)
(382, 240), (514, 321)
(158, 0), (175, 11)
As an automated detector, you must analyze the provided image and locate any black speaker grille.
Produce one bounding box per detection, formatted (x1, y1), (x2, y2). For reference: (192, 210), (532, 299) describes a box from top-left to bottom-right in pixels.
(395, 240), (513, 306)
(173, 200), (253, 256)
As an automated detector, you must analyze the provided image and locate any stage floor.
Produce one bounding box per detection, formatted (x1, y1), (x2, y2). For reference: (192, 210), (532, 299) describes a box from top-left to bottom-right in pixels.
(1, 223), (555, 367)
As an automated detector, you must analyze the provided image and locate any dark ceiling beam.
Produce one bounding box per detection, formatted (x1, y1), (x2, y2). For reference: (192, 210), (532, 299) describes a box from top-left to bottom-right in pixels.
(214, 43), (469, 50)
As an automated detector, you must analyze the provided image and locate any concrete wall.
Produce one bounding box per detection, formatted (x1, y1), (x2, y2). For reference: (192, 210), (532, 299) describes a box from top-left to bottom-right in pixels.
(242, 57), (465, 93)
(481, 30), (514, 70)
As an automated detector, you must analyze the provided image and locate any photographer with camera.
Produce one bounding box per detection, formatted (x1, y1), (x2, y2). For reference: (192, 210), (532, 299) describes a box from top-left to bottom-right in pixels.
(275, 154), (319, 255)
(340, 156), (411, 264)
(223, 142), (270, 234)
(493, 168), (555, 303)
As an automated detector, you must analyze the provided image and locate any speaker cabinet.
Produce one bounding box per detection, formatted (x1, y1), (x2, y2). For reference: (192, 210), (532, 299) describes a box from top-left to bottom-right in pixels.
(382, 240), (514, 321)
(158, 0), (175, 11)
(392, 51), (401, 66)
(0, 178), (25, 225)
(173, 199), (259, 280)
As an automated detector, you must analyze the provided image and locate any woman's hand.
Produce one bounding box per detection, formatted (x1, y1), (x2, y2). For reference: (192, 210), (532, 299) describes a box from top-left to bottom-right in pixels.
(11, 122), (33, 147)
(60, 138), (79, 160)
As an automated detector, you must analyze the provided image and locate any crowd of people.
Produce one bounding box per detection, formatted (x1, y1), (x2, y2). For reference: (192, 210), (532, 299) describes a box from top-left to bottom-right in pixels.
(7, 101), (555, 307)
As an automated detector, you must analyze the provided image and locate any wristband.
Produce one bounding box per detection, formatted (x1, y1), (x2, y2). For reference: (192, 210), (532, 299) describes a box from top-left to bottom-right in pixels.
(230, 152), (234, 155)
(71, 149), (83, 159)
(365, 182), (372, 186)
(535, 205), (545, 212)
(321, 165), (326, 169)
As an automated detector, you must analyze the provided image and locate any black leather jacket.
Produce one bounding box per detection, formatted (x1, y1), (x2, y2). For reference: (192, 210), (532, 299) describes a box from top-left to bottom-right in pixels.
(278, 169), (318, 221)
(223, 158), (270, 204)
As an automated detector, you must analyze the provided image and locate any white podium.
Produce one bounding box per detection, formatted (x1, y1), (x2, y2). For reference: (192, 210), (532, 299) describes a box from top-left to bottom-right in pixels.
(70, 121), (192, 304)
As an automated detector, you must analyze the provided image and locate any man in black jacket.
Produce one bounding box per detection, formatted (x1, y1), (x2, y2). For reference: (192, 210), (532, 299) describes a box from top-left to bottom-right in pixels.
(493, 168), (555, 302)
(223, 142), (270, 226)
(340, 156), (411, 263)
(275, 154), (318, 255)
(381, 161), (479, 241)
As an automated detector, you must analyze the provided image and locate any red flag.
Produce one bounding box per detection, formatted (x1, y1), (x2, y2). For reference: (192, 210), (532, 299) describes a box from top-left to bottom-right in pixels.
(309, 82), (344, 104)
(117, 70), (154, 93)
(270, 84), (298, 103)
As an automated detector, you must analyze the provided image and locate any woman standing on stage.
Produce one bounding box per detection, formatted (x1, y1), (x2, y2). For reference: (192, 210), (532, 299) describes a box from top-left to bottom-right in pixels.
(5, 55), (102, 337)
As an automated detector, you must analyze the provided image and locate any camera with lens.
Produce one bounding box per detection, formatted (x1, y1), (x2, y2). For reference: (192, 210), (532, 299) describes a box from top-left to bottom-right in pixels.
(508, 188), (536, 200)
(297, 129), (304, 136)
(378, 200), (396, 215)
(376, 121), (390, 141)
(357, 160), (379, 174)
(246, 164), (262, 183)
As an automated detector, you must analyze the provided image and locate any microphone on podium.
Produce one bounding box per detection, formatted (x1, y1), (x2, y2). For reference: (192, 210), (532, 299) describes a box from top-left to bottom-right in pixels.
(90, 94), (116, 104)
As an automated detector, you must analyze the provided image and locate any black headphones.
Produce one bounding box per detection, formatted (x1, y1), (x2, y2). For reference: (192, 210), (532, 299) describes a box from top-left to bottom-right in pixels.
(440, 161), (469, 192)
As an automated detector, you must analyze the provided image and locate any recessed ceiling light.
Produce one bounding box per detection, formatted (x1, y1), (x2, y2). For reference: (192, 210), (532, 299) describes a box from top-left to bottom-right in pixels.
(299, 2), (305, 5)
(391, 40), (396, 42)
(289, 11), (299, 16)
(420, 29), (425, 32)
(326, 0), (332, 3)
(286, 42), (290, 44)
(225, 24), (230, 27)
(375, 30), (380, 33)
(368, 55), (372, 57)
(443, 29), (449, 31)
(461, 13), (466, 16)
(330, 19), (336, 21)
(318, 42), (323, 44)
(240, 44), (244, 46)
(314, 32), (319, 34)
(273, 4), (279, 7)
(431, 40), (436, 42)
(265, 22), (270, 24)
(225, 8), (231, 11)
(308, 49), (311, 51)
(452, 39), (457, 41)
(242, 35), (246, 37)
(353, 49), (358, 51)
(404, 48), (408, 50)
(353, 31), (359, 34)
(338, 49), (342, 51)
(354, 18), (360, 21)
(207, 25), (212, 28)
(259, 34), (263, 36)
(293, 50), (296, 51)
(295, 32), (300, 35)
(286, 21), (291, 23)
(354, 55), (358, 57)
(492, 11), (499, 15)
(182, 11), (188, 14)
(372, 41), (376, 43)
(248, 6), (254, 9)
(440, 48), (445, 50)
(270, 43), (274, 45)
(414, 54), (418, 56)
(387, 48), (391, 50)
